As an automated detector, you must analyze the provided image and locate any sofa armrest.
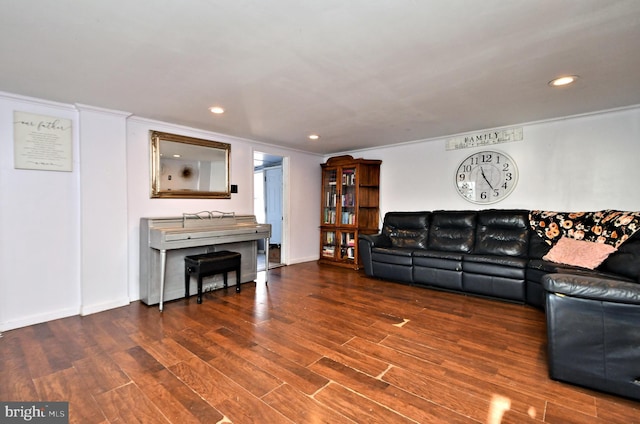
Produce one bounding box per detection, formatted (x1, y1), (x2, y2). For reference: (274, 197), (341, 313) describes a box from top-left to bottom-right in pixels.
(358, 233), (389, 276)
(359, 233), (391, 248)
(542, 273), (640, 305)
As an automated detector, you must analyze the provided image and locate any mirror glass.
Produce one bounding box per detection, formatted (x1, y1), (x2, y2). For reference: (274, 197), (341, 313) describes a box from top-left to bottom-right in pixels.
(150, 131), (231, 198)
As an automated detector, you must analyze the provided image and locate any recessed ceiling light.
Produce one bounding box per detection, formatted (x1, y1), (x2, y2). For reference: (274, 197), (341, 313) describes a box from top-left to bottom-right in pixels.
(173, 154), (181, 158)
(209, 106), (225, 114)
(309, 134), (320, 140)
(548, 75), (579, 87)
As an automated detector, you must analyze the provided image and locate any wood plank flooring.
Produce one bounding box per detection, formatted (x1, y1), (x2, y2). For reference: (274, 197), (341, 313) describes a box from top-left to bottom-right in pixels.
(1, 262), (639, 423)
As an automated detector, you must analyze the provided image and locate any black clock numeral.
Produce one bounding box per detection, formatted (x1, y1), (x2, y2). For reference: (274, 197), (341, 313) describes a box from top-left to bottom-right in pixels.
(494, 189), (500, 197)
(502, 182), (508, 189)
(505, 172), (512, 181)
(503, 163), (509, 171)
(480, 191), (488, 200)
(458, 173), (466, 181)
(471, 154), (494, 164)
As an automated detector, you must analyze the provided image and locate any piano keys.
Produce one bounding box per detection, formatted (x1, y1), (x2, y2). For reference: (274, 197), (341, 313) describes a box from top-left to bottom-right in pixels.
(140, 213), (271, 310)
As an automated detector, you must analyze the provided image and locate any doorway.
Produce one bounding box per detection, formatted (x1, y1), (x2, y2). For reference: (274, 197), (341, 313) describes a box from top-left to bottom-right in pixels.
(253, 151), (286, 270)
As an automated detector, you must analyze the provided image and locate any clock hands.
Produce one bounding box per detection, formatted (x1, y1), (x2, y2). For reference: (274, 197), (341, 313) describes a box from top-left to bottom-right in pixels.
(479, 167), (495, 189)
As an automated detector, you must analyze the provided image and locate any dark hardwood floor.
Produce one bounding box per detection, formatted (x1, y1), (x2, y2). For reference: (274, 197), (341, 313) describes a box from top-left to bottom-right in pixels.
(1, 262), (638, 423)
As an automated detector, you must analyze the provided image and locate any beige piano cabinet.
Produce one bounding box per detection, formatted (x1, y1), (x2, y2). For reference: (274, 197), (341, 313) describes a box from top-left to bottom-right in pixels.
(139, 215), (271, 306)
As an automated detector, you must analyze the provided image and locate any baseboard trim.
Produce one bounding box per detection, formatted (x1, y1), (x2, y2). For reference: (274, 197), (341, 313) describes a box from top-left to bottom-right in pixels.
(80, 297), (130, 317)
(0, 306), (80, 332)
(287, 257), (318, 265)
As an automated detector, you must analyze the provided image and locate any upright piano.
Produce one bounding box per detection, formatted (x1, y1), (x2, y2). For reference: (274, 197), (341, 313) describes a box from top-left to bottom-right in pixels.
(140, 212), (271, 310)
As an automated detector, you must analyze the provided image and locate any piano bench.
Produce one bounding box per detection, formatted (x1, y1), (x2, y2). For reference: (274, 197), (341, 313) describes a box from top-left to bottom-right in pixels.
(184, 251), (242, 304)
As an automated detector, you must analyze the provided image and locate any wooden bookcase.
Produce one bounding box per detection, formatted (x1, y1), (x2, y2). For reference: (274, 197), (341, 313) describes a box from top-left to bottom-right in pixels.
(319, 155), (381, 269)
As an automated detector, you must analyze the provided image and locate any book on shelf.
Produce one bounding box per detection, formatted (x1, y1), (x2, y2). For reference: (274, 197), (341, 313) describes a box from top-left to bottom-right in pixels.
(341, 212), (355, 225)
(323, 209), (336, 224)
(342, 170), (356, 186)
(341, 232), (356, 246)
(324, 232), (335, 244)
(340, 246), (355, 260)
(347, 246), (354, 259)
(325, 191), (337, 208)
(341, 192), (354, 207)
(322, 245), (335, 257)
(327, 172), (337, 186)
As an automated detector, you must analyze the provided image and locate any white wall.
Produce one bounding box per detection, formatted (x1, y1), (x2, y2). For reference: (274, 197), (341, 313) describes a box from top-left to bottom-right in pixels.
(338, 106), (640, 220)
(0, 92), (323, 332)
(0, 94), (81, 331)
(77, 105), (131, 316)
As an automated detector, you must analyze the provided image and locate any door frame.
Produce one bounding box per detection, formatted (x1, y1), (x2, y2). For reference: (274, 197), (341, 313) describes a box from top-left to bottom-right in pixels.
(253, 150), (289, 266)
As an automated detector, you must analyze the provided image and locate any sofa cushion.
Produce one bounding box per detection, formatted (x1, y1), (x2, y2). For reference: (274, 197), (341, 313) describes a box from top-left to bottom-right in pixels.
(413, 250), (464, 271)
(462, 272), (526, 301)
(413, 250), (464, 261)
(373, 261), (413, 283)
(382, 212), (430, 249)
(543, 237), (617, 270)
(529, 232), (552, 259)
(527, 259), (587, 275)
(428, 211), (476, 253)
(464, 254), (529, 268)
(463, 254), (528, 279)
(474, 210), (530, 257)
(371, 247), (414, 266)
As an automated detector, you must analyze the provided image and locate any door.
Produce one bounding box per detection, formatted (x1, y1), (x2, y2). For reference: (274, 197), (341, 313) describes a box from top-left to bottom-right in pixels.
(264, 166), (283, 245)
(253, 151), (286, 268)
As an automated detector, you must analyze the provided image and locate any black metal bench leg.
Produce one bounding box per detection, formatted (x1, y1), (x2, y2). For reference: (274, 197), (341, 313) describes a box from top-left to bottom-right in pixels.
(235, 266), (241, 292)
(185, 267), (190, 298)
(197, 275), (203, 304)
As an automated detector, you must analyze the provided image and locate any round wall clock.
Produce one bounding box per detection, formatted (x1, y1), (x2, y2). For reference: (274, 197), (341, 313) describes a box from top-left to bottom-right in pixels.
(454, 150), (518, 204)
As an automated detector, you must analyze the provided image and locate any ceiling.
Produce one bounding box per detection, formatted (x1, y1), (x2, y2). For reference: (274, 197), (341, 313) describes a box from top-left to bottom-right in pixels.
(2, 1), (639, 155)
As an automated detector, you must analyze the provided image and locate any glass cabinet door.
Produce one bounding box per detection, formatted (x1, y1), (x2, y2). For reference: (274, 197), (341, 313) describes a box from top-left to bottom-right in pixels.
(339, 231), (356, 262)
(322, 168), (337, 224)
(340, 167), (356, 225)
(321, 230), (336, 259)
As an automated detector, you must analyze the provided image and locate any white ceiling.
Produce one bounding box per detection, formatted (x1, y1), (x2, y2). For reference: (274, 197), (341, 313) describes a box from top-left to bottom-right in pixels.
(2, 0), (639, 154)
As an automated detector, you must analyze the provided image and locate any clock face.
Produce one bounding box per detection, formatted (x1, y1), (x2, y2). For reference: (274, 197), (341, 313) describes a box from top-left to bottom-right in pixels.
(455, 150), (518, 204)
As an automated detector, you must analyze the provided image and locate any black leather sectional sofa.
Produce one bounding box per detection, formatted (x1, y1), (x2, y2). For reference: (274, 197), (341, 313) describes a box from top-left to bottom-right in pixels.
(359, 209), (640, 401)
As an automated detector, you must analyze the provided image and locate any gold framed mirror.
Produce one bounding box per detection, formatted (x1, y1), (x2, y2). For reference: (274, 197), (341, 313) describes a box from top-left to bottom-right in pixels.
(150, 131), (231, 199)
